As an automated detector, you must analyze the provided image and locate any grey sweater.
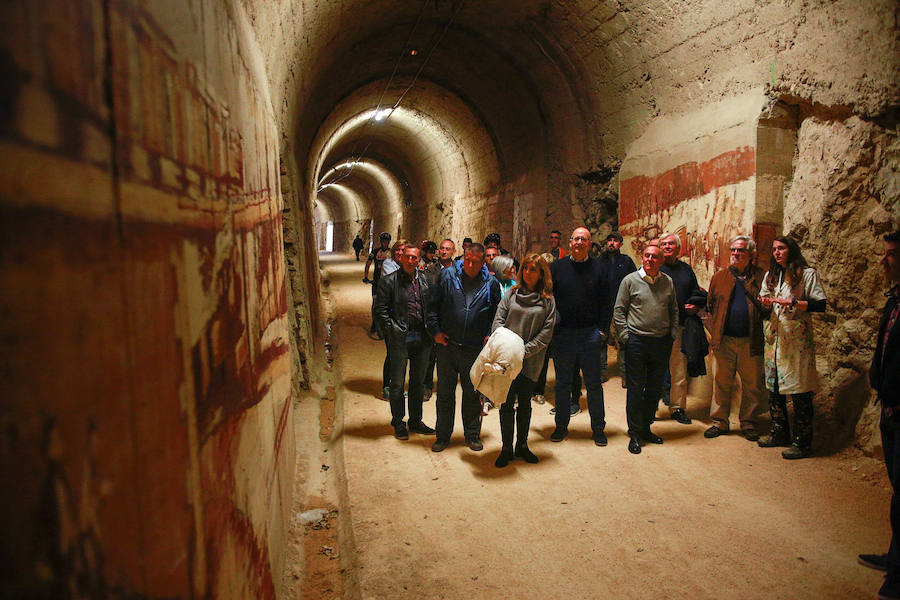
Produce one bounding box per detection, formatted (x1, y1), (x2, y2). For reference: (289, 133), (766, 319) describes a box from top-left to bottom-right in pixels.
(491, 288), (557, 380)
(613, 270), (678, 342)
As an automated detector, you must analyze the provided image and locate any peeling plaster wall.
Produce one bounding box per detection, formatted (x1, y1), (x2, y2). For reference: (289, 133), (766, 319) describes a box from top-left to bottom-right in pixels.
(0, 1), (295, 596)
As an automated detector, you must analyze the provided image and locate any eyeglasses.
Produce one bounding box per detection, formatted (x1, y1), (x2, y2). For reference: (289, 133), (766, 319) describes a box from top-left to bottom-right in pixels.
(730, 247), (749, 253)
(570, 237), (590, 242)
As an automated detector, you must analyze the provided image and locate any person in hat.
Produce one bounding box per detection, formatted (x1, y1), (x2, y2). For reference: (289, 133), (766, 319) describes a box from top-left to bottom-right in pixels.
(454, 237), (473, 261)
(600, 232), (637, 386)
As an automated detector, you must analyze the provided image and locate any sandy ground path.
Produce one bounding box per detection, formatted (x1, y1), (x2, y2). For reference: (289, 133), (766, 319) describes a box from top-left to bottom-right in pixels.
(320, 253), (891, 600)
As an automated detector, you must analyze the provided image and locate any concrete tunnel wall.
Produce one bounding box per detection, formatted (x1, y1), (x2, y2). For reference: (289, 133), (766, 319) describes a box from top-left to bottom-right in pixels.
(1, 0), (897, 597)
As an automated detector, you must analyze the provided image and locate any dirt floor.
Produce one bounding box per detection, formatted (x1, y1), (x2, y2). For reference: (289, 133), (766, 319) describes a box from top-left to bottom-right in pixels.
(307, 253), (891, 600)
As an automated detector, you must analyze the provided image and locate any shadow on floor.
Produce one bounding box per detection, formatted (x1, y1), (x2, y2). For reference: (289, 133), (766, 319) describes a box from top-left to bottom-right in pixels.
(341, 377), (384, 397)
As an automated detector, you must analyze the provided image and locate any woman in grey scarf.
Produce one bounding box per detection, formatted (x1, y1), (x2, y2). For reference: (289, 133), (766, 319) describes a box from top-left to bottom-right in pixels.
(490, 254), (558, 467)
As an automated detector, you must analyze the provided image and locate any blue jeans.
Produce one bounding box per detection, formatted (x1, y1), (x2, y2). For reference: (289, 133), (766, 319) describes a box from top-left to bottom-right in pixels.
(552, 327), (607, 433)
(624, 334), (673, 437)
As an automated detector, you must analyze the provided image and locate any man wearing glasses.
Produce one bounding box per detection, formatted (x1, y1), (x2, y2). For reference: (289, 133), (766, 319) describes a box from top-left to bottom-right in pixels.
(659, 232), (705, 425)
(548, 230), (567, 261)
(548, 227), (612, 446)
(703, 235), (768, 441)
(614, 242), (678, 454)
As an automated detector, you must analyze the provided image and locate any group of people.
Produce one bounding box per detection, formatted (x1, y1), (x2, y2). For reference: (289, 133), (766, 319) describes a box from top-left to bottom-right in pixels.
(363, 226), (900, 599)
(364, 227), (840, 466)
(365, 226), (840, 459)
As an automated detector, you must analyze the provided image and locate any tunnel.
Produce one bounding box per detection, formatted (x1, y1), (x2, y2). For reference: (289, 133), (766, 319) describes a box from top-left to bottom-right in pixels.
(1, 0), (898, 598)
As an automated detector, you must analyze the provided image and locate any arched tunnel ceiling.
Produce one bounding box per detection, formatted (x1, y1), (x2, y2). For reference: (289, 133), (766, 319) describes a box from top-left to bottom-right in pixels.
(310, 77), (503, 241)
(317, 158), (406, 225)
(296, 7), (588, 178)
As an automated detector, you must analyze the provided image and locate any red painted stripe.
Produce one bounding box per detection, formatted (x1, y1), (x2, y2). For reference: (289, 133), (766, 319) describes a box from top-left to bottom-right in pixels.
(619, 147), (756, 225)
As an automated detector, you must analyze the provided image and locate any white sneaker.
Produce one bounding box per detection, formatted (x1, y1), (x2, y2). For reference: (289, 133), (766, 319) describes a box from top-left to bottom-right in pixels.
(532, 394), (545, 405)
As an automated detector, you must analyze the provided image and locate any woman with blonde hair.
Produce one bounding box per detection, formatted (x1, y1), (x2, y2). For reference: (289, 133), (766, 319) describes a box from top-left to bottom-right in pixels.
(490, 253), (558, 467)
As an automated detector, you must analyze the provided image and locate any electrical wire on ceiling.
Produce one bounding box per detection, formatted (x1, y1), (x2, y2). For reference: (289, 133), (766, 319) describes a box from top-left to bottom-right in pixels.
(317, 0), (466, 193)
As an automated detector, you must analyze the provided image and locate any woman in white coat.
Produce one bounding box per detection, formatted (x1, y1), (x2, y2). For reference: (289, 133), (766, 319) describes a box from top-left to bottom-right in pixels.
(758, 236), (827, 459)
(490, 253), (557, 467)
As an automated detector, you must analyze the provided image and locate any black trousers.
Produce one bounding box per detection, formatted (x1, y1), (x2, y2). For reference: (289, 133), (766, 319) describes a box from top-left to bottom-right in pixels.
(882, 412), (900, 583)
(535, 341), (582, 398)
(435, 343), (482, 442)
(624, 334), (673, 438)
(382, 338), (391, 393)
(387, 332), (432, 427)
(498, 374), (535, 449)
(768, 381), (814, 450)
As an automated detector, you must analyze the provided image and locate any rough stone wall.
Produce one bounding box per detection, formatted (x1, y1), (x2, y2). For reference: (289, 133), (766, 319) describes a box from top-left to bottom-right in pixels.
(0, 1), (296, 596)
(782, 115), (899, 452)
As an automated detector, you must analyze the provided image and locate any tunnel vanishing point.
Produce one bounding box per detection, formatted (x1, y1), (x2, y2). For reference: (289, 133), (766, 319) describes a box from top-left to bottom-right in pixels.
(0, 0), (898, 597)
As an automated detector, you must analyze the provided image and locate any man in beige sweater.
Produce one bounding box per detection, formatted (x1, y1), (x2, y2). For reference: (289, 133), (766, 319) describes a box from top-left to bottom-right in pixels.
(613, 243), (678, 455)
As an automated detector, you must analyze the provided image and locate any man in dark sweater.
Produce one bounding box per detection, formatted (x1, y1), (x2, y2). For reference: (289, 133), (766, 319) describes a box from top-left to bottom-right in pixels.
(549, 227), (612, 446)
(659, 232), (705, 425)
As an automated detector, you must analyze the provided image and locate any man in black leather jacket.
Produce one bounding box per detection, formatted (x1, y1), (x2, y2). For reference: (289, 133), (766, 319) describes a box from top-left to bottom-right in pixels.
(375, 244), (436, 440)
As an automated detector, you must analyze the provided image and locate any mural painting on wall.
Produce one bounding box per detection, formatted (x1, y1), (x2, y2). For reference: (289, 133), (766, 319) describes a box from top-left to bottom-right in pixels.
(620, 147), (757, 286)
(114, 7), (287, 598)
(513, 193), (533, 259)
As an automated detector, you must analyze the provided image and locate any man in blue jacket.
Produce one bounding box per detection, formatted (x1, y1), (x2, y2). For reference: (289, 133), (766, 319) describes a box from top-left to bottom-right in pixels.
(427, 243), (501, 452)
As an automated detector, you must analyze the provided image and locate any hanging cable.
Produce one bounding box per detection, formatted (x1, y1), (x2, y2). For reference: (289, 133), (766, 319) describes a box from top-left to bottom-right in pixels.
(317, 0), (465, 192)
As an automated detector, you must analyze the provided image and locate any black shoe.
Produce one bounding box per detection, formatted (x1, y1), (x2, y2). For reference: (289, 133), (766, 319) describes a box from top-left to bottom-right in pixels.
(569, 404), (580, 417)
(671, 408), (692, 425)
(628, 437), (642, 454)
(408, 421), (436, 435)
(593, 430), (608, 446)
(494, 449), (514, 468)
(466, 437), (484, 451)
(393, 423), (409, 440)
(642, 432), (663, 445)
(431, 439), (449, 452)
(782, 444), (810, 460)
(757, 434), (791, 447)
(704, 425), (727, 438)
(879, 574), (900, 600)
(858, 553), (889, 571)
(515, 445), (539, 463)
(741, 429), (760, 442)
(550, 427), (568, 442)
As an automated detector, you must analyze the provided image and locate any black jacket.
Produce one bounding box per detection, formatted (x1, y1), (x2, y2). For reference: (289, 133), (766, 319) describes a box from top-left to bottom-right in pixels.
(374, 268), (431, 341)
(870, 286), (900, 408)
(681, 290), (709, 377)
(600, 252), (637, 300)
